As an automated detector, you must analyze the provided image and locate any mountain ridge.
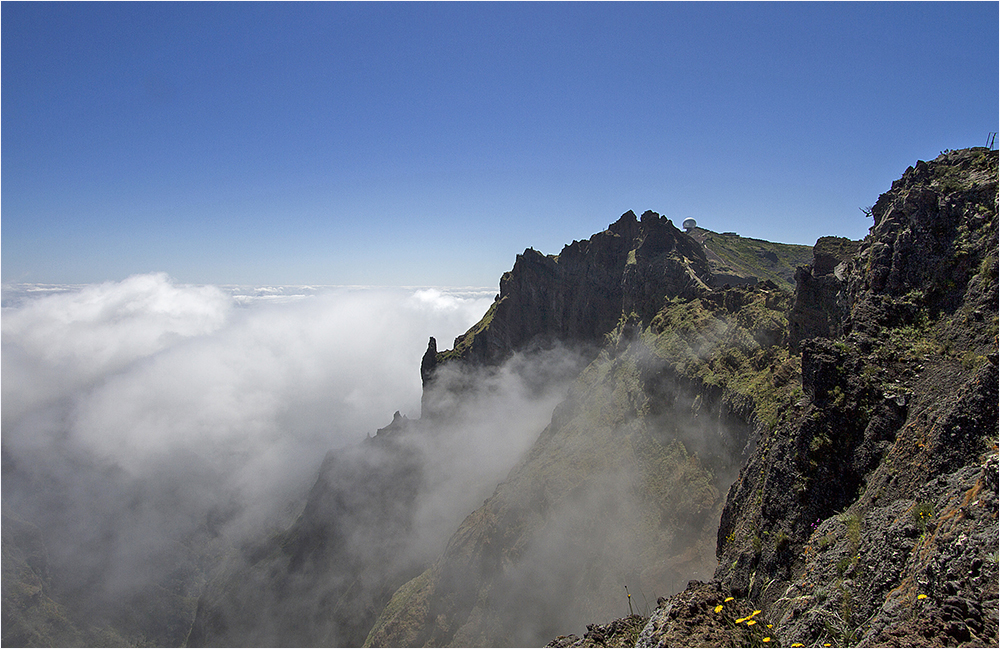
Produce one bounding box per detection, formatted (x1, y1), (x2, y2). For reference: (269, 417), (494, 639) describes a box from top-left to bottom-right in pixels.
(181, 211), (816, 647)
(371, 147), (997, 647)
(7, 148), (993, 648)
(428, 212), (810, 373)
(555, 146), (1000, 648)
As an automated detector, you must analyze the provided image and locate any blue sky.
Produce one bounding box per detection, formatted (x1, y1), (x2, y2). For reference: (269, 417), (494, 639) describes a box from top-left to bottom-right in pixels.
(3, 1), (997, 286)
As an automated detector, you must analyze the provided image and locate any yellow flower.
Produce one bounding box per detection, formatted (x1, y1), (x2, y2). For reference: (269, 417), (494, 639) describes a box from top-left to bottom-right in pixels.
(917, 594), (927, 600)
(791, 644), (804, 647)
(751, 609), (762, 617)
(724, 597), (735, 602)
(715, 604), (723, 613)
(762, 638), (771, 643)
(747, 620), (757, 626)
(767, 624), (773, 628)
(735, 617), (746, 624)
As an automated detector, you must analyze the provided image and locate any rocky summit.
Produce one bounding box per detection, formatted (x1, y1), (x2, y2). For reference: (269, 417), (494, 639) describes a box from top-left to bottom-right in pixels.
(376, 148), (998, 648)
(4, 148), (995, 648)
(552, 147), (999, 648)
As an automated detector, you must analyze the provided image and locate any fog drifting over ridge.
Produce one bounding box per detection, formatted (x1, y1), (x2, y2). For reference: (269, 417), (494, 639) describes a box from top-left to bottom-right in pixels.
(1, 274), (506, 609)
(3, 272), (736, 646)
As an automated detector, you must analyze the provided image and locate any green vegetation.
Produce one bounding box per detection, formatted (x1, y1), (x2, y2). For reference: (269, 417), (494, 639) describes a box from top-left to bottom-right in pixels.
(696, 230), (812, 293)
(437, 296), (504, 361)
(911, 501), (935, 533)
(618, 615), (649, 646)
(932, 164), (969, 194)
(363, 567), (435, 647)
(647, 289), (801, 433)
(598, 614), (649, 647)
(875, 320), (941, 365)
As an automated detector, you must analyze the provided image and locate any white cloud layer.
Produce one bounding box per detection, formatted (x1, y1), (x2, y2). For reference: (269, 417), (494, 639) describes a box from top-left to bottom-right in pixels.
(1, 275), (497, 583)
(3, 275), (492, 467)
(2, 273), (603, 645)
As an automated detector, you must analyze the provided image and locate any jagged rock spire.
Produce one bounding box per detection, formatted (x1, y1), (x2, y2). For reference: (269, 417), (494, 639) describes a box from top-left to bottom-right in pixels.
(420, 336), (438, 388)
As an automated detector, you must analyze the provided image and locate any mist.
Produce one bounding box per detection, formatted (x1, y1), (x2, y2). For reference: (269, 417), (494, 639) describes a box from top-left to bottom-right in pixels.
(2, 273), (604, 646)
(3, 272), (729, 647)
(401, 343), (592, 562)
(3, 275), (543, 633)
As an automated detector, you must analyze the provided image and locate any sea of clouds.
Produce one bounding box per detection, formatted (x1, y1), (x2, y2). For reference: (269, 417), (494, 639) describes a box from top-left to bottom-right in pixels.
(2, 271), (733, 645)
(2, 274), (496, 471)
(1, 274), (510, 605)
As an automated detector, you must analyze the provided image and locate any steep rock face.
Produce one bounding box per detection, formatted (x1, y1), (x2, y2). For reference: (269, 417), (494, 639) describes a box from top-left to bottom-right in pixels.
(366, 283), (800, 647)
(419, 337), (438, 417)
(621, 211), (714, 323)
(437, 210), (712, 369)
(368, 210), (813, 647)
(852, 149), (998, 316)
(367, 350), (728, 646)
(637, 148), (998, 648)
(787, 237), (860, 349)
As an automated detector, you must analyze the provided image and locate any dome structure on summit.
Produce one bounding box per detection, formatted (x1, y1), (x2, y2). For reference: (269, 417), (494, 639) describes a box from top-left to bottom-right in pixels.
(682, 218), (697, 231)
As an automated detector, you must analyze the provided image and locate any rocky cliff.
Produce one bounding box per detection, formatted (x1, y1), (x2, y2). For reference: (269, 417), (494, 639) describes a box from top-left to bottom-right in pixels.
(183, 148), (996, 648)
(428, 210), (712, 370)
(181, 214), (809, 647)
(361, 227), (818, 645)
(564, 147), (998, 648)
(422, 211), (808, 415)
(371, 148), (997, 648)
(367, 281), (798, 646)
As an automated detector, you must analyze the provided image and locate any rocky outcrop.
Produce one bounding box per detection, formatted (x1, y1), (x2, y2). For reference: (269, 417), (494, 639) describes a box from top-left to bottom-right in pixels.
(419, 337), (438, 417)
(366, 283), (799, 647)
(435, 210), (712, 368)
(548, 614), (651, 648)
(634, 581), (770, 648)
(634, 148), (999, 648)
(788, 237), (860, 349)
(188, 148), (997, 649)
(420, 338), (438, 388)
(848, 148), (999, 333)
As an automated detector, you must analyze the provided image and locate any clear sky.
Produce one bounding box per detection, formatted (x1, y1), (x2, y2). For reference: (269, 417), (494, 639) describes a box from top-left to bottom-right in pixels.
(3, 1), (997, 287)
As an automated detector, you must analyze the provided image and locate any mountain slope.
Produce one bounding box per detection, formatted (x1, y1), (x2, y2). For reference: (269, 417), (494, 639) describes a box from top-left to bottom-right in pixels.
(690, 228), (814, 292)
(371, 148), (997, 648)
(367, 225), (812, 645)
(367, 283), (801, 646)
(188, 148), (996, 649)
(629, 147), (998, 648)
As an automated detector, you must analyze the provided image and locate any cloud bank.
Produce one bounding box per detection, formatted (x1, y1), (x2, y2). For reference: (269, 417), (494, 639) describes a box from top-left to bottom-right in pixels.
(1, 274), (499, 619)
